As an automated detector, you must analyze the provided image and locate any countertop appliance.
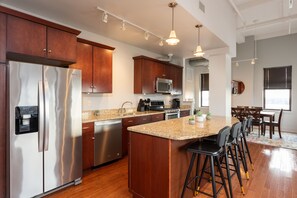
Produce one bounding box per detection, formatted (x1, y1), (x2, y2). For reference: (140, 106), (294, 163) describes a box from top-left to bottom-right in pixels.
(94, 119), (122, 166)
(9, 61), (82, 198)
(156, 78), (172, 94)
(150, 100), (180, 120)
(172, 98), (180, 108)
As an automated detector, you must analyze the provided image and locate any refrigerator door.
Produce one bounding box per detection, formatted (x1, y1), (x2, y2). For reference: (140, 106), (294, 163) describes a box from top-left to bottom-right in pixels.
(43, 66), (82, 192)
(9, 61), (43, 198)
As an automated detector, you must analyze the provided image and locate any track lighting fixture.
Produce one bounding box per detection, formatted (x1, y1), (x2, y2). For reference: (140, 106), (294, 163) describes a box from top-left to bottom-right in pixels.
(251, 59), (255, 65)
(236, 62), (239, 67)
(144, 31), (150, 40)
(166, 2), (180, 45)
(97, 6), (164, 47)
(121, 20), (126, 31)
(102, 11), (108, 23)
(159, 39), (164, 46)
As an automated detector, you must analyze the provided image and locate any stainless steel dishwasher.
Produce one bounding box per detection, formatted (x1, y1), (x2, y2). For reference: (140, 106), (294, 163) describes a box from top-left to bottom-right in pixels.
(94, 119), (122, 166)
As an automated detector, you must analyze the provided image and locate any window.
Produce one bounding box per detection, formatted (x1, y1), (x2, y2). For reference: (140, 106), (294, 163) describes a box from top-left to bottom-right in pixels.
(264, 66), (292, 110)
(201, 73), (209, 107)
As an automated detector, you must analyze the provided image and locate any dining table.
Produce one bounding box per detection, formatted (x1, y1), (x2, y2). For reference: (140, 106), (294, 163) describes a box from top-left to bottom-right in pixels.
(260, 111), (275, 139)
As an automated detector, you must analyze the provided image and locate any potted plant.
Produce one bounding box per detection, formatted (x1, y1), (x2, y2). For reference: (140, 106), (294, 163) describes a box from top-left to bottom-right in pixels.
(206, 112), (211, 120)
(195, 110), (204, 122)
(188, 116), (195, 125)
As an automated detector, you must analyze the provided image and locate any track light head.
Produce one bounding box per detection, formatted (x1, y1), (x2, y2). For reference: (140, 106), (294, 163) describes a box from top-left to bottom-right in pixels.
(102, 11), (108, 23)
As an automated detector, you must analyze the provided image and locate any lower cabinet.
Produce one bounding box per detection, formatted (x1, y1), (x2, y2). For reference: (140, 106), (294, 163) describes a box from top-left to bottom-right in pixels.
(122, 114), (164, 156)
(180, 110), (190, 117)
(82, 122), (94, 170)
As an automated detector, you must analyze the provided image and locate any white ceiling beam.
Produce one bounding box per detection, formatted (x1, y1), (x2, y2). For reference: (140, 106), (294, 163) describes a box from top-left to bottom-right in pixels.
(237, 13), (297, 31)
(228, 0), (246, 25)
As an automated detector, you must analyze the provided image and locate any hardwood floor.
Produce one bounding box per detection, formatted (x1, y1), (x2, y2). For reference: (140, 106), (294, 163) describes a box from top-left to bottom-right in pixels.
(47, 142), (297, 198)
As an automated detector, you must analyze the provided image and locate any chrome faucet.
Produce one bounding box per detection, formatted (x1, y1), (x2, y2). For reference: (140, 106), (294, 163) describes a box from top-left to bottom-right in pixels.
(118, 101), (133, 115)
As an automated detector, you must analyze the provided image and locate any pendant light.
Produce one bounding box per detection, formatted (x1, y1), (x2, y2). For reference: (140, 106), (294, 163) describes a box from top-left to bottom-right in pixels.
(166, 2), (180, 45)
(194, 25), (204, 57)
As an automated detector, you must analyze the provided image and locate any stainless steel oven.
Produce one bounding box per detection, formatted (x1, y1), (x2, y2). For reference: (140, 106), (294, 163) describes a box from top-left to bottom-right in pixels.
(165, 110), (180, 120)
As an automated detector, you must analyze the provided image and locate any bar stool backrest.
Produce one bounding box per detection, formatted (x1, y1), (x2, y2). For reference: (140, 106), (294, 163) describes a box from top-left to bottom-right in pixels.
(216, 126), (231, 147)
(241, 118), (247, 132)
(230, 122), (242, 141)
(246, 116), (253, 128)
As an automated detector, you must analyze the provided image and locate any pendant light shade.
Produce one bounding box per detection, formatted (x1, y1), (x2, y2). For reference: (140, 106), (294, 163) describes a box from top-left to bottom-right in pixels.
(194, 24), (204, 57)
(166, 2), (180, 45)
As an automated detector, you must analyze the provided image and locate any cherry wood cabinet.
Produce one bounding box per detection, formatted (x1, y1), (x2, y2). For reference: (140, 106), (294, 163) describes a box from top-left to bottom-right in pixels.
(0, 13), (6, 63)
(134, 56), (183, 95)
(71, 38), (114, 93)
(82, 122), (94, 170)
(93, 46), (113, 93)
(151, 113), (165, 122)
(6, 15), (78, 65)
(122, 114), (156, 156)
(165, 65), (183, 95)
(71, 42), (93, 92)
(180, 110), (190, 117)
(0, 63), (6, 197)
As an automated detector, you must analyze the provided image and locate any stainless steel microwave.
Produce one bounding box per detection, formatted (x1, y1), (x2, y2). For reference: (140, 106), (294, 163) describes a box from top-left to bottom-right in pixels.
(156, 78), (172, 94)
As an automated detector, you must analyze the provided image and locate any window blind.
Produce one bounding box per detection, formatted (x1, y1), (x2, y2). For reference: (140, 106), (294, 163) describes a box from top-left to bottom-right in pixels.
(201, 73), (209, 91)
(264, 66), (292, 89)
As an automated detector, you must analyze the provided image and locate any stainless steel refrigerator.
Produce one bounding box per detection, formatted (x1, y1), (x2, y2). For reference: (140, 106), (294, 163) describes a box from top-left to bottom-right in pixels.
(9, 61), (82, 198)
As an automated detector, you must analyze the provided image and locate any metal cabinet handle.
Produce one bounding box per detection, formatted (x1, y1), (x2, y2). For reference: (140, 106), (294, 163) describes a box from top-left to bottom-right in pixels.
(128, 120), (133, 123)
(92, 137), (95, 140)
(43, 48), (47, 52)
(82, 127), (89, 130)
(48, 49), (52, 53)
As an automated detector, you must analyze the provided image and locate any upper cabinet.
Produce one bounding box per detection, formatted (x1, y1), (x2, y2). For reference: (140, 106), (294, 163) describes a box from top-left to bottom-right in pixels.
(0, 13), (6, 63)
(71, 38), (114, 93)
(0, 4), (82, 67)
(6, 16), (77, 65)
(134, 56), (183, 95)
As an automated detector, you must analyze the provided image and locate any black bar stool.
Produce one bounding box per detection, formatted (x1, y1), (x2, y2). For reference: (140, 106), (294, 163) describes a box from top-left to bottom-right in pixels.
(181, 126), (231, 198)
(202, 122), (246, 196)
(240, 117), (254, 170)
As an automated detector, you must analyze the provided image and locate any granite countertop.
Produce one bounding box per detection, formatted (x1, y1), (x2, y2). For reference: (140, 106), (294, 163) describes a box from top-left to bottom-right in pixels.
(127, 116), (239, 140)
(82, 106), (191, 123)
(82, 111), (165, 123)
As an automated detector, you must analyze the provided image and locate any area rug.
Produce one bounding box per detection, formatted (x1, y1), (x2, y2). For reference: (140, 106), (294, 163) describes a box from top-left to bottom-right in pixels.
(245, 130), (297, 150)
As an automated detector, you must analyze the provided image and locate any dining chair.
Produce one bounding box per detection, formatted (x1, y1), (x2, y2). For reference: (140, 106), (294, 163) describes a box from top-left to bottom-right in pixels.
(231, 107), (246, 122)
(246, 108), (263, 136)
(263, 109), (283, 138)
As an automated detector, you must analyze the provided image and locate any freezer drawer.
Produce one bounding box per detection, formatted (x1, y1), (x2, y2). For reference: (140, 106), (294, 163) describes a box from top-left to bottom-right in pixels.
(94, 119), (122, 166)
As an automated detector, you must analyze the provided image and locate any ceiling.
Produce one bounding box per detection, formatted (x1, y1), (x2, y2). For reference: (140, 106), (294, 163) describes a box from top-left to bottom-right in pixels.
(1, 0), (296, 58)
(233, 0), (297, 42)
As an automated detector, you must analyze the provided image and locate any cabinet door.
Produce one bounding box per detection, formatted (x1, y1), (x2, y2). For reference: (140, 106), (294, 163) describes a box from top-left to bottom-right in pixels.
(142, 60), (164, 94)
(137, 115), (152, 124)
(0, 13), (6, 63)
(47, 27), (77, 63)
(151, 113), (165, 122)
(7, 15), (46, 58)
(82, 123), (94, 170)
(93, 46), (113, 93)
(180, 110), (190, 117)
(165, 65), (183, 95)
(122, 117), (140, 156)
(71, 42), (93, 93)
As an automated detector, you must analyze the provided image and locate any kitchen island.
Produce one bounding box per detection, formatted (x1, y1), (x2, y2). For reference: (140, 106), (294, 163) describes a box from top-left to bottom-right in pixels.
(128, 116), (238, 198)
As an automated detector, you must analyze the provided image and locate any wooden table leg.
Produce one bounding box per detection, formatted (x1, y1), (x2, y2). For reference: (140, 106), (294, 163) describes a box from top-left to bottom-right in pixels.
(269, 115), (273, 139)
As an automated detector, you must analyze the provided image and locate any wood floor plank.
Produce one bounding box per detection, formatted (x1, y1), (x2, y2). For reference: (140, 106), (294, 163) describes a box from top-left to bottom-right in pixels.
(46, 142), (297, 198)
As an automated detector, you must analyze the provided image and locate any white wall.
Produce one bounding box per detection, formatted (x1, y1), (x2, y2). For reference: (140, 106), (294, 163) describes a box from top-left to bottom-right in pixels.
(79, 31), (183, 111)
(232, 33), (297, 133)
(177, 0), (237, 57)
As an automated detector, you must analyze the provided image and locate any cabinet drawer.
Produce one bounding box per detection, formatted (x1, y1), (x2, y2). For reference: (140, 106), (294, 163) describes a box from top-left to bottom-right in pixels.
(138, 115), (152, 124)
(151, 113), (165, 122)
(82, 122), (94, 133)
(123, 117), (139, 127)
(180, 110), (190, 117)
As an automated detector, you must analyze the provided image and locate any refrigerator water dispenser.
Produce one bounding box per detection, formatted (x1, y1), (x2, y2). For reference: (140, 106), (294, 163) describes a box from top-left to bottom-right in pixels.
(15, 106), (38, 134)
